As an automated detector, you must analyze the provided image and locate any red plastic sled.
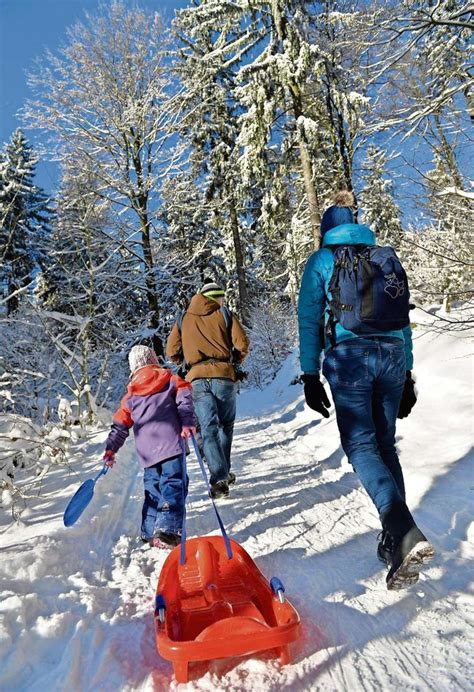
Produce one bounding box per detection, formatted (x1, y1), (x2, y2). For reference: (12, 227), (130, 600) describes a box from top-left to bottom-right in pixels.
(154, 536), (301, 683)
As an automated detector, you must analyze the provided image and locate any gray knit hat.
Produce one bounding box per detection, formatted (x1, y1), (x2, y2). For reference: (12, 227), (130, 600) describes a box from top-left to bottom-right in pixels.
(128, 345), (159, 373)
(201, 277), (225, 299)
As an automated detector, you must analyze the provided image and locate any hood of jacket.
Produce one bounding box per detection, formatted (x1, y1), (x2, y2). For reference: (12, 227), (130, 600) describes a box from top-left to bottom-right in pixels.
(127, 365), (171, 397)
(322, 223), (375, 247)
(187, 293), (221, 317)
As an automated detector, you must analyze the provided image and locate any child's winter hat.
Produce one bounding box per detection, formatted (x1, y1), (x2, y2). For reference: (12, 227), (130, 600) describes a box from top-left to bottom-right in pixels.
(201, 277), (225, 299)
(128, 345), (159, 373)
(320, 190), (355, 236)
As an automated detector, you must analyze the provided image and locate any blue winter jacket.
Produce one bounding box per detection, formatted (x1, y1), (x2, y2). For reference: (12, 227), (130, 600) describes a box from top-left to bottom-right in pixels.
(298, 223), (413, 375)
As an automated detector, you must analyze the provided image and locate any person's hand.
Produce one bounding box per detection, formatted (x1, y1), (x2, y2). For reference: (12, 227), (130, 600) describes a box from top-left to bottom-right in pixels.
(181, 426), (197, 439)
(301, 374), (331, 418)
(235, 367), (248, 382)
(103, 449), (116, 468)
(397, 371), (417, 419)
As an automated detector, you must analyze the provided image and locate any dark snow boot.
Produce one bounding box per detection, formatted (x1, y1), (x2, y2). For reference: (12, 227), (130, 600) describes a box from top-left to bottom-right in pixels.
(227, 471), (236, 486)
(381, 502), (435, 590)
(210, 479), (229, 499)
(151, 531), (181, 548)
(377, 531), (394, 566)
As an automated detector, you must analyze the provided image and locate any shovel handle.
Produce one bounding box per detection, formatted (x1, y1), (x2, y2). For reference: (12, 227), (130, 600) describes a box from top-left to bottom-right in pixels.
(93, 464), (109, 483)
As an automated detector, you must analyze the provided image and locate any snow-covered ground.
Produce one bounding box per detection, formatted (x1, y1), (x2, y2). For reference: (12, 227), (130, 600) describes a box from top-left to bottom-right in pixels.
(1, 312), (473, 691)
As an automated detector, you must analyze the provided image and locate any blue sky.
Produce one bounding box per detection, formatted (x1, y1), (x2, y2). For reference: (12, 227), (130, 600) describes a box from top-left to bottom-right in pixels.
(0, 0), (187, 193)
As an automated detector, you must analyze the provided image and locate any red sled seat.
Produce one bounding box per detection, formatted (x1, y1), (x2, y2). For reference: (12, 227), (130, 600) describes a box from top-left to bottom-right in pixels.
(154, 536), (301, 683)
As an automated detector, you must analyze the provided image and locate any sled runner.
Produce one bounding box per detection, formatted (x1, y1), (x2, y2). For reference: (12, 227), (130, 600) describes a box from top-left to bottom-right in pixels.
(153, 435), (301, 683)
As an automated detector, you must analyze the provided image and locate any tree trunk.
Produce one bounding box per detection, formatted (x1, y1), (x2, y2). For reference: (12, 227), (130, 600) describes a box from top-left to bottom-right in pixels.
(271, 5), (322, 249)
(228, 195), (249, 323)
(292, 87), (322, 249)
(297, 131), (322, 249)
(433, 113), (464, 190)
(7, 281), (19, 315)
(442, 293), (452, 313)
(132, 127), (163, 355)
(138, 206), (163, 355)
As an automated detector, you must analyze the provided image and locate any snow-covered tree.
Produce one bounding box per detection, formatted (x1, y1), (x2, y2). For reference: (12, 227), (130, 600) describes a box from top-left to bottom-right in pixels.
(172, 0), (328, 255)
(412, 150), (472, 310)
(359, 146), (403, 247)
(244, 298), (297, 389)
(34, 163), (144, 423)
(366, 1), (472, 135)
(0, 129), (51, 314)
(171, 5), (255, 317)
(23, 1), (178, 352)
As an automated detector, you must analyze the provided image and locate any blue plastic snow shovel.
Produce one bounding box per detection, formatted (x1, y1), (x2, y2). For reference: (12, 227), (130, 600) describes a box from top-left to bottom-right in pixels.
(63, 464), (108, 527)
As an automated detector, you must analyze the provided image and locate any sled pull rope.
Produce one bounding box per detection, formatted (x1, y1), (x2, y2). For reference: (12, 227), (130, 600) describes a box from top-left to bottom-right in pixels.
(179, 434), (233, 565)
(180, 444), (188, 566)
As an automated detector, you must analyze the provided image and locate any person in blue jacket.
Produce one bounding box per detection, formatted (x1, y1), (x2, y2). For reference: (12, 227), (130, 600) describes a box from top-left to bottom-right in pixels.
(298, 190), (434, 590)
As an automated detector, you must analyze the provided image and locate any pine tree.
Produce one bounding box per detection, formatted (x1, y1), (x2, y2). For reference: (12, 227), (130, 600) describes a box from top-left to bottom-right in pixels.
(359, 146), (403, 247)
(422, 152), (472, 310)
(158, 174), (226, 318)
(171, 6), (254, 318)
(0, 129), (51, 314)
(35, 161), (148, 423)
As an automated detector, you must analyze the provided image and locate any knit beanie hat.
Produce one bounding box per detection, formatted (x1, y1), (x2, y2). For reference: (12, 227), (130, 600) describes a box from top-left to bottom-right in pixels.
(201, 277), (225, 299)
(320, 190), (355, 237)
(128, 345), (159, 373)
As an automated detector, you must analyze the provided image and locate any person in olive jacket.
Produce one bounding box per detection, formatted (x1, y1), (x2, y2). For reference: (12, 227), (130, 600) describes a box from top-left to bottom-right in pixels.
(167, 279), (250, 499)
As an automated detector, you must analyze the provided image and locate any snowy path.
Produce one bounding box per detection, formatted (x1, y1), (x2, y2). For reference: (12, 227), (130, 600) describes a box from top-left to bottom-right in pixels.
(1, 316), (473, 691)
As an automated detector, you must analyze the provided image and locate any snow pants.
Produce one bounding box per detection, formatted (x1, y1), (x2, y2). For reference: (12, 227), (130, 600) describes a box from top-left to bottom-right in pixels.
(192, 377), (237, 485)
(141, 454), (187, 539)
(323, 337), (406, 517)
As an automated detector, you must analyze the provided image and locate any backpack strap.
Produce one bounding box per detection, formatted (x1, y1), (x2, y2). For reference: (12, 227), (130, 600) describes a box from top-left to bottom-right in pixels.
(220, 305), (233, 352)
(324, 244), (370, 348)
(325, 311), (337, 348)
(176, 310), (189, 373)
(177, 310), (185, 333)
(324, 246), (338, 349)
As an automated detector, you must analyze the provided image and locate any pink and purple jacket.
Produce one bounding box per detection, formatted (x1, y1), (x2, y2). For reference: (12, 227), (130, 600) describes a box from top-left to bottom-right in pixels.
(105, 365), (195, 467)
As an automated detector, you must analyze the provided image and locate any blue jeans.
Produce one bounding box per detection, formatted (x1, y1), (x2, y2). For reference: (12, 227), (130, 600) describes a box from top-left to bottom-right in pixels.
(323, 337), (406, 517)
(141, 454), (186, 539)
(192, 378), (237, 485)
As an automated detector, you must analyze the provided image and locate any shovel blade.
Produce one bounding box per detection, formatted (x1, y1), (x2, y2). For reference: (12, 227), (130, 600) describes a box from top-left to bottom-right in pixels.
(63, 479), (95, 527)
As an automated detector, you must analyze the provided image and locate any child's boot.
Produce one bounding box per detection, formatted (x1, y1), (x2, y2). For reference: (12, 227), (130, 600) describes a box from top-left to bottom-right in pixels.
(210, 479), (229, 499)
(151, 530), (181, 548)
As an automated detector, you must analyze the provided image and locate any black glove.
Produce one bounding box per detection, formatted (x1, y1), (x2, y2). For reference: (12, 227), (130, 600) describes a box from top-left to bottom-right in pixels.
(235, 369), (248, 382)
(397, 371), (417, 419)
(301, 374), (331, 418)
